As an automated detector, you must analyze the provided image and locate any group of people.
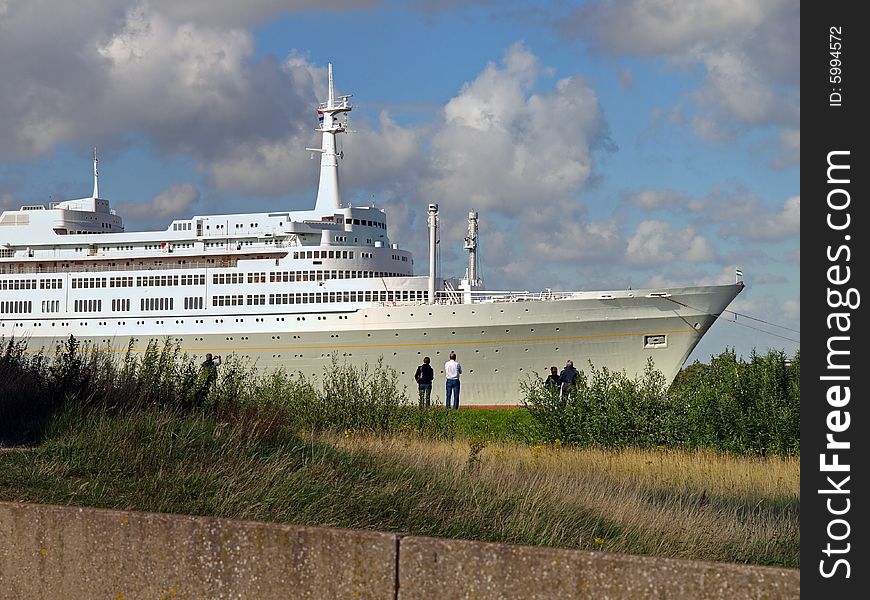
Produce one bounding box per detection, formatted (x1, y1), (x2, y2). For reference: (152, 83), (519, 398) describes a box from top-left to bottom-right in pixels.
(414, 354), (580, 409)
(414, 352), (463, 410)
(546, 360), (579, 396)
(204, 349), (579, 409)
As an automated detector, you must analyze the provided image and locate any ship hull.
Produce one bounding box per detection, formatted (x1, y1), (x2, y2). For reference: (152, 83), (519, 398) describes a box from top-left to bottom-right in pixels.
(7, 283), (742, 406)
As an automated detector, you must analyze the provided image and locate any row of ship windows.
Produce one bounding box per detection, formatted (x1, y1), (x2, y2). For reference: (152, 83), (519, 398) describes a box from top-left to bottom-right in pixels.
(216, 270), (406, 284)
(6, 290), (427, 314)
(0, 301), (32, 314)
(0, 270), (411, 293)
(293, 250), (355, 260)
(212, 290), (426, 306)
(267, 290), (426, 305)
(71, 275), (207, 288)
(348, 218), (385, 229)
(50, 298), (198, 312)
(0, 279), (63, 290)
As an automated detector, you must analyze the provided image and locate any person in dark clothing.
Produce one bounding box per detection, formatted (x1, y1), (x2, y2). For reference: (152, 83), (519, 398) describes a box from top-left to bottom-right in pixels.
(415, 356), (435, 407)
(192, 353), (222, 408)
(558, 360), (579, 397)
(545, 366), (560, 389)
(202, 353), (222, 370)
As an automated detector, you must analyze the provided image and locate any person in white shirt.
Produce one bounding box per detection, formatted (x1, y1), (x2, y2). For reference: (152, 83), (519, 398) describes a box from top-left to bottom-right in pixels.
(444, 351), (462, 409)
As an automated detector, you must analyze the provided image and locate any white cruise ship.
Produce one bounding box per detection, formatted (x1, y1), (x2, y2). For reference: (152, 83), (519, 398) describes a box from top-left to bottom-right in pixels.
(0, 64), (742, 406)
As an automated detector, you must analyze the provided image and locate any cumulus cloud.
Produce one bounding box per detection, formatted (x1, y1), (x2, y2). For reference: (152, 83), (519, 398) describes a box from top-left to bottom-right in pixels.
(424, 43), (608, 217)
(707, 193), (799, 242)
(0, 1), (311, 164)
(148, 0), (378, 27)
(117, 182), (200, 222)
(734, 195), (799, 241)
(624, 189), (698, 212)
(0, 1), (796, 317)
(625, 220), (714, 267)
(410, 43), (616, 285)
(558, 0), (799, 163)
(560, 0), (775, 55)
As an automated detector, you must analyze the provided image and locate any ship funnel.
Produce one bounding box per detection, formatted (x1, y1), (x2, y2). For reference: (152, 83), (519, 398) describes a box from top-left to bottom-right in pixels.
(427, 203), (439, 304)
(92, 147), (99, 200)
(463, 210), (480, 288)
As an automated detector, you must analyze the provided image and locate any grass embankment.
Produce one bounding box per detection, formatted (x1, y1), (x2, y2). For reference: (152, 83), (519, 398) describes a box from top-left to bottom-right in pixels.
(0, 407), (799, 567)
(0, 337), (800, 568)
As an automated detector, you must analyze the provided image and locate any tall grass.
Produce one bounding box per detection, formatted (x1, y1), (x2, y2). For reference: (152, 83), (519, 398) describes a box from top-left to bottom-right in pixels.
(0, 336), (458, 446)
(0, 336), (799, 567)
(0, 409), (799, 567)
(522, 349), (800, 455)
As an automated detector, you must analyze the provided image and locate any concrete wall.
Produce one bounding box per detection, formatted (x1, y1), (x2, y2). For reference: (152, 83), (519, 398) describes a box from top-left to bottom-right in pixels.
(0, 502), (799, 599)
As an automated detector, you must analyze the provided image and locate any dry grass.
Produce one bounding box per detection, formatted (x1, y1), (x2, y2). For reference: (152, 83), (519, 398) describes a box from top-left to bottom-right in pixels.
(326, 432), (799, 564)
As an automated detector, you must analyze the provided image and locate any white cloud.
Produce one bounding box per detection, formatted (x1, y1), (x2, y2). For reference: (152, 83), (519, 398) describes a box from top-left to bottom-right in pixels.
(624, 189), (693, 211)
(773, 127), (800, 169)
(739, 195), (799, 241)
(148, 0), (378, 27)
(687, 48), (799, 134)
(626, 220), (714, 267)
(118, 182), (199, 221)
(558, 0), (799, 163)
(0, 2), (311, 162)
(712, 194), (799, 242)
(425, 43), (607, 217)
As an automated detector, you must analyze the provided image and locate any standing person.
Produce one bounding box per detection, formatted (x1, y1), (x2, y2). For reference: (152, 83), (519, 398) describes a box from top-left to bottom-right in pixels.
(201, 353), (222, 386)
(444, 351), (462, 410)
(415, 356), (434, 408)
(558, 360), (579, 398)
(545, 366), (559, 389)
(202, 353), (222, 370)
(194, 352), (222, 407)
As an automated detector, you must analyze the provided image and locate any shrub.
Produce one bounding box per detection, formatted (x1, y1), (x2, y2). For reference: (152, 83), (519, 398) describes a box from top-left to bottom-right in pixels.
(522, 349), (800, 456)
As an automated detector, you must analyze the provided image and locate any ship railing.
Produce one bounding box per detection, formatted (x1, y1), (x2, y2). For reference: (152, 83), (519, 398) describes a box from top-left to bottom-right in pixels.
(1, 260), (228, 275)
(433, 289), (589, 304)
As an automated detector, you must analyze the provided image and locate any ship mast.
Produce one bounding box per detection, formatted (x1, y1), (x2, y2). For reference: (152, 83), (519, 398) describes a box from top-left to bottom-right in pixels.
(307, 63), (352, 216)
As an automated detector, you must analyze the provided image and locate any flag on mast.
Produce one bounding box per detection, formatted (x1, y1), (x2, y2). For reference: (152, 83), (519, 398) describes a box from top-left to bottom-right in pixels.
(735, 267), (743, 283)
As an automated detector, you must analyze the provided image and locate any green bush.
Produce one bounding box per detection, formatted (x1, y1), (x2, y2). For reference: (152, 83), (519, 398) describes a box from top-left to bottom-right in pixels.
(1, 336), (454, 444)
(522, 349), (800, 456)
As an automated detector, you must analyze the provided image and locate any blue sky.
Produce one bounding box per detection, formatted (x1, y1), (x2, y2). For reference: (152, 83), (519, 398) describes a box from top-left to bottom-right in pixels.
(0, 0), (799, 363)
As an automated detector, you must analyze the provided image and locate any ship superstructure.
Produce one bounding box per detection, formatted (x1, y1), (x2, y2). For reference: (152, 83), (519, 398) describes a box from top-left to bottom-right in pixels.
(0, 64), (742, 405)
